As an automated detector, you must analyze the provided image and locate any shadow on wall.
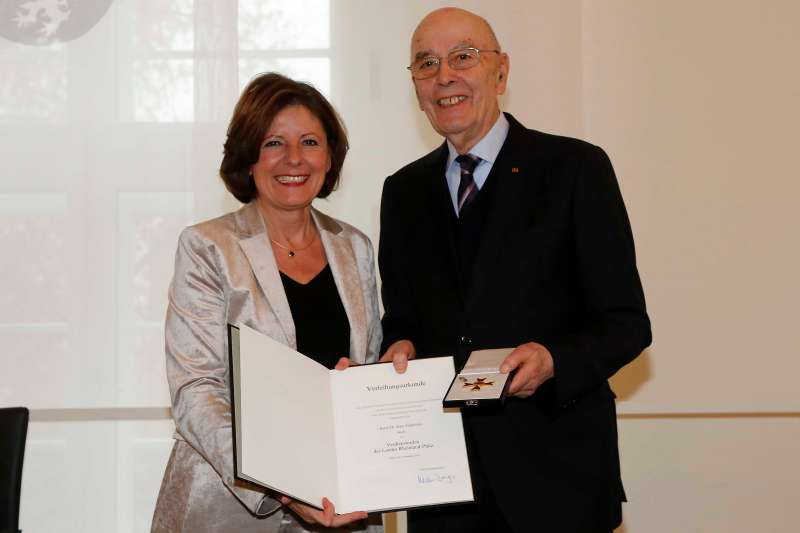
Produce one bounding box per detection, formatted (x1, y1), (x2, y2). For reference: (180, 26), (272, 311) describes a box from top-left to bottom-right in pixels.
(411, 103), (443, 150)
(217, 188), (242, 216)
(610, 348), (652, 401)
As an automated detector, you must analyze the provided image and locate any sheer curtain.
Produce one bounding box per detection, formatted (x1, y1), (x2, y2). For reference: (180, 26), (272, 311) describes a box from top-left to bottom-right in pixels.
(1, 1), (334, 531)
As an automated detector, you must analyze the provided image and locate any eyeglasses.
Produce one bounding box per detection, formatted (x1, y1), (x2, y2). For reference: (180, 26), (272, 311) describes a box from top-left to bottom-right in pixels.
(407, 47), (501, 80)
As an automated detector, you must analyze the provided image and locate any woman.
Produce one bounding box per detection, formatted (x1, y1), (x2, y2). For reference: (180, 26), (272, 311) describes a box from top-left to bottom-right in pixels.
(151, 73), (382, 532)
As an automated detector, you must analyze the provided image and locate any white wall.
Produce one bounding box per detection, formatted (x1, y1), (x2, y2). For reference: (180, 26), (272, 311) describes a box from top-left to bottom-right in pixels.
(586, 0), (800, 414)
(584, 2), (800, 530)
(2, 1), (798, 532)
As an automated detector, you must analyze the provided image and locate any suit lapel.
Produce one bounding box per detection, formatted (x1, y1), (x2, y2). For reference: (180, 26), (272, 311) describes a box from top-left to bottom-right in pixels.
(236, 203), (297, 348)
(426, 144), (466, 303)
(236, 203), (370, 361)
(466, 115), (542, 309)
(313, 209), (369, 363)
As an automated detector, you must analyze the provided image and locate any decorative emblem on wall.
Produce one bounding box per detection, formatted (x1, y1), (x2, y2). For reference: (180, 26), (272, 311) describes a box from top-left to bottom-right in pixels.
(0, 0), (112, 46)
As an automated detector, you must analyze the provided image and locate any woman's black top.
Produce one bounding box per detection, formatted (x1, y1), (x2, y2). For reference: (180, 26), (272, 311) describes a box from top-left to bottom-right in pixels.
(279, 264), (350, 369)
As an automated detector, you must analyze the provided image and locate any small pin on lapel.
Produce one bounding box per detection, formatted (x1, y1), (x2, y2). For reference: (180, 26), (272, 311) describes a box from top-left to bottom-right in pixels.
(511, 167), (520, 173)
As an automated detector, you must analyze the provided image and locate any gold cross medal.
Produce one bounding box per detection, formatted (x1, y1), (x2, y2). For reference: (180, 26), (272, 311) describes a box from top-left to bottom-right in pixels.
(461, 377), (495, 391)
(442, 348), (514, 408)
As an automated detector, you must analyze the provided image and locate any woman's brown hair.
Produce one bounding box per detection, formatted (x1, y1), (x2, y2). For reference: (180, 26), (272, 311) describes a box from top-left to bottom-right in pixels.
(220, 73), (348, 203)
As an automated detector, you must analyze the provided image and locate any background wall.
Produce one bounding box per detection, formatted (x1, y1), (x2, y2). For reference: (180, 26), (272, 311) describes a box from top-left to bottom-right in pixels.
(1, 1), (797, 532)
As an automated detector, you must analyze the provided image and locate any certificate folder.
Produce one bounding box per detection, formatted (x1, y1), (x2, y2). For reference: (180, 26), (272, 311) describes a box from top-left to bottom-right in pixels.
(443, 348), (514, 408)
(228, 324), (474, 514)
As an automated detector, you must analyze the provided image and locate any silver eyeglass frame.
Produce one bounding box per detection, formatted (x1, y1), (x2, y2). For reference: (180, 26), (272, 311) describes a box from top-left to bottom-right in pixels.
(407, 47), (501, 79)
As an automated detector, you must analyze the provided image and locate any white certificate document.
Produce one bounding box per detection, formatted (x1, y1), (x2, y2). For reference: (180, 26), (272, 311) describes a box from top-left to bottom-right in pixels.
(229, 324), (474, 514)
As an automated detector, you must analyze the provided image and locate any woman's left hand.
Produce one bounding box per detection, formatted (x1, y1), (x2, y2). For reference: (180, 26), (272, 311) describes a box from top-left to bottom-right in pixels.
(279, 495), (368, 527)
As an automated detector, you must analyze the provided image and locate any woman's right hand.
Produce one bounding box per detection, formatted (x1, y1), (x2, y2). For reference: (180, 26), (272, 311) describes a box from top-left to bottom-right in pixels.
(279, 495), (368, 527)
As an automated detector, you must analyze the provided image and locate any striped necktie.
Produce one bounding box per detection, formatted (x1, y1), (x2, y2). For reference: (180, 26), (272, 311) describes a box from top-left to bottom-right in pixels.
(455, 154), (481, 214)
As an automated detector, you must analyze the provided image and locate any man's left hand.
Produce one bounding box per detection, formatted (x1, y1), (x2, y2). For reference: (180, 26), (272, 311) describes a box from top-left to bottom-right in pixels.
(500, 342), (555, 398)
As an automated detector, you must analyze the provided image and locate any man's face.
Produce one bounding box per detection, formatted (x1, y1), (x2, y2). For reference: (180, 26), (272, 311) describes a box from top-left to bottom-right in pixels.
(410, 10), (509, 153)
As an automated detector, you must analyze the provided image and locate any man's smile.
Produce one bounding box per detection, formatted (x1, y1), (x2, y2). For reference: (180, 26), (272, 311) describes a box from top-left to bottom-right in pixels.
(437, 95), (468, 107)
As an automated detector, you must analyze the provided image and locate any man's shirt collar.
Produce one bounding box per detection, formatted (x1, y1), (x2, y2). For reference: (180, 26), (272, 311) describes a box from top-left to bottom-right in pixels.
(446, 113), (509, 170)
(443, 113), (510, 214)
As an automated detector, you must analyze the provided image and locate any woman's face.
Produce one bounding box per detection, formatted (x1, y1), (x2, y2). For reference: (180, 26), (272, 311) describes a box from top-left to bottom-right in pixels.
(251, 104), (331, 214)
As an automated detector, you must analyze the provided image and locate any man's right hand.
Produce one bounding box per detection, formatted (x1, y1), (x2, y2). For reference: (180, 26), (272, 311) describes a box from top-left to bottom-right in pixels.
(379, 339), (416, 373)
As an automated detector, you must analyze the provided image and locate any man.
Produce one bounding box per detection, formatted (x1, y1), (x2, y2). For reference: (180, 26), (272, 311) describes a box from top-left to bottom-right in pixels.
(378, 7), (652, 533)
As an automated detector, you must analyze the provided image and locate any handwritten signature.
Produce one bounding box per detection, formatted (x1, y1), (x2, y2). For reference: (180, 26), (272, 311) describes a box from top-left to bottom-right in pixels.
(417, 473), (456, 484)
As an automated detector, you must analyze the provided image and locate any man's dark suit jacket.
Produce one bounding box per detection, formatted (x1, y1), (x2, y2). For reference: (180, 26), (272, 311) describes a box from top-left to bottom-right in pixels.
(379, 113), (651, 532)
